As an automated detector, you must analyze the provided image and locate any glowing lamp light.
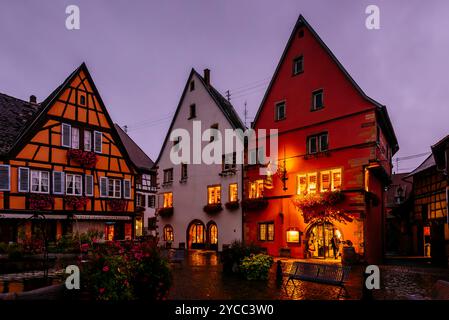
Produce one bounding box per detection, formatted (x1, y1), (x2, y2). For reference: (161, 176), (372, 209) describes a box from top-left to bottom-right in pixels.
(286, 228), (300, 243)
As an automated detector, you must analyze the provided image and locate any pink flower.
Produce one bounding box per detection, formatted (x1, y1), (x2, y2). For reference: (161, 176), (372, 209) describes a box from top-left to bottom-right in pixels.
(102, 265), (109, 272)
(81, 243), (89, 251)
(99, 288), (105, 294)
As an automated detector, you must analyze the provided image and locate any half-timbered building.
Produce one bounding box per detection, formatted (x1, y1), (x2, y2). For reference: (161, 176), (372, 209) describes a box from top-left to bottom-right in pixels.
(0, 63), (138, 242)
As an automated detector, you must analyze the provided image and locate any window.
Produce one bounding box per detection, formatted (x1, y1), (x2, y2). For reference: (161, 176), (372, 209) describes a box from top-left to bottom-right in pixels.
(163, 192), (173, 208)
(312, 89), (324, 110)
(190, 80), (195, 91)
(18, 167), (30, 193)
(181, 163), (188, 180)
(66, 174), (82, 196)
(223, 153), (236, 171)
(210, 123), (219, 142)
(189, 104), (196, 119)
(0, 165), (10, 191)
(94, 131), (102, 153)
(85, 175), (94, 196)
(286, 229), (300, 243)
(293, 56), (304, 75)
(71, 127), (80, 149)
(61, 123), (71, 147)
(84, 130), (92, 151)
(136, 193), (146, 207)
(163, 169), (173, 184)
(148, 195), (156, 208)
(123, 179), (131, 199)
(100, 177), (108, 197)
(307, 133), (328, 154)
(249, 180), (264, 199)
(248, 149), (257, 165)
(31, 170), (49, 193)
(79, 94), (86, 105)
(53, 171), (65, 195)
(108, 178), (121, 198)
(307, 173), (317, 194)
(321, 171), (331, 192)
(259, 222), (274, 241)
(207, 185), (221, 204)
(163, 225), (174, 241)
(331, 169), (342, 190)
(275, 102), (286, 121)
(229, 183), (238, 202)
(296, 174), (307, 195)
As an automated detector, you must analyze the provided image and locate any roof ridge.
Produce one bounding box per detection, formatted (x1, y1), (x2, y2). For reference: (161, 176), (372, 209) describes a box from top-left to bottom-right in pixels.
(0, 92), (34, 105)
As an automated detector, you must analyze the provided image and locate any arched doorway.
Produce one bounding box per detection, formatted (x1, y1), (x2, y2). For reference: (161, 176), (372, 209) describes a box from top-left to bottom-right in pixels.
(306, 222), (343, 259)
(207, 221), (218, 251)
(187, 220), (206, 249)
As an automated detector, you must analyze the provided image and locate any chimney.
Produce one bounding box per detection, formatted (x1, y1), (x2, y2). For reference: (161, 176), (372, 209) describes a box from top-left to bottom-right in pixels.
(29, 95), (37, 104)
(203, 69), (210, 86)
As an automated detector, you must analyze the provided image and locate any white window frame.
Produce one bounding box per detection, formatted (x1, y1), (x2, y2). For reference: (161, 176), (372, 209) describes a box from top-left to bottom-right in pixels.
(84, 130), (92, 151)
(30, 170), (50, 194)
(275, 102), (286, 121)
(0, 165), (11, 191)
(61, 123), (71, 148)
(85, 174), (94, 196)
(123, 179), (131, 199)
(108, 178), (121, 198)
(18, 167), (30, 193)
(94, 131), (103, 153)
(307, 172), (317, 194)
(296, 174), (307, 195)
(52, 171), (65, 195)
(66, 173), (83, 196)
(331, 169), (342, 191)
(320, 171), (331, 192)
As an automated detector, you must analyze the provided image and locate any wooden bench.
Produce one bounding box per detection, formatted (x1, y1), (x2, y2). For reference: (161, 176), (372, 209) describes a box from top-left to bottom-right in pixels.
(286, 262), (351, 297)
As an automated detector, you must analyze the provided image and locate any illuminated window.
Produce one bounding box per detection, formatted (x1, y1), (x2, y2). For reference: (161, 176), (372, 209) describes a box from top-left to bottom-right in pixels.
(229, 183), (238, 202)
(208, 185), (221, 204)
(209, 224), (218, 244)
(259, 222), (274, 241)
(163, 192), (173, 208)
(249, 180), (264, 199)
(163, 225), (174, 241)
(135, 217), (143, 237)
(321, 171), (331, 192)
(307, 173), (317, 194)
(332, 169), (342, 190)
(297, 175), (307, 195)
(190, 223), (205, 244)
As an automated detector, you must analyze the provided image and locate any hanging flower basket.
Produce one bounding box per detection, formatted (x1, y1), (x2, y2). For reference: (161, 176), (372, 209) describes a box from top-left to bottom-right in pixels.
(225, 201), (240, 211)
(157, 207), (174, 218)
(67, 149), (98, 168)
(241, 198), (268, 211)
(203, 203), (223, 215)
(29, 194), (54, 210)
(292, 191), (352, 224)
(64, 196), (89, 210)
(108, 199), (127, 212)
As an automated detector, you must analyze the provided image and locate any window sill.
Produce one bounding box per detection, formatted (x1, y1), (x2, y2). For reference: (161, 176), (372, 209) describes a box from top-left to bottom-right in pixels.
(219, 169), (236, 176)
(179, 178), (188, 184)
(274, 117), (286, 122)
(162, 182), (173, 188)
(304, 151), (330, 160)
(310, 106), (325, 112)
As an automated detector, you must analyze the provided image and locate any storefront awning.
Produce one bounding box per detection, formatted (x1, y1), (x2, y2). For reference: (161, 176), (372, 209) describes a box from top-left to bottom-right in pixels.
(0, 213), (68, 219)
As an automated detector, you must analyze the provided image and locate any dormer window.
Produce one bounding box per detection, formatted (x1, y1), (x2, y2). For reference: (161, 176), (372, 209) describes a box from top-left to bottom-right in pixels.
(79, 94), (86, 105)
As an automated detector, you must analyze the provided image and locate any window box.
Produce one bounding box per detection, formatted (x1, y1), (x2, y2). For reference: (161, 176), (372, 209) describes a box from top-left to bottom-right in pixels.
(67, 149), (98, 168)
(225, 200), (240, 211)
(64, 195), (89, 210)
(157, 207), (174, 218)
(203, 203), (223, 215)
(241, 198), (268, 211)
(29, 194), (54, 210)
(219, 168), (236, 176)
(107, 199), (127, 212)
(303, 150), (330, 160)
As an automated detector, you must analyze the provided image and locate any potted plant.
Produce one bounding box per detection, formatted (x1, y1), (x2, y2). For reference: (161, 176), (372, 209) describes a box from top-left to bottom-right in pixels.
(29, 194), (54, 210)
(65, 196), (89, 210)
(225, 201), (240, 211)
(203, 203), (223, 215)
(157, 207), (174, 218)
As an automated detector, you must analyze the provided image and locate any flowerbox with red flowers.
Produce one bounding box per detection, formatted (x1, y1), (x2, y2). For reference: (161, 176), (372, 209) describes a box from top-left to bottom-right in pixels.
(29, 194), (54, 210)
(67, 149), (98, 168)
(225, 201), (240, 211)
(157, 207), (173, 218)
(292, 191), (352, 224)
(107, 199), (127, 212)
(65, 195), (90, 210)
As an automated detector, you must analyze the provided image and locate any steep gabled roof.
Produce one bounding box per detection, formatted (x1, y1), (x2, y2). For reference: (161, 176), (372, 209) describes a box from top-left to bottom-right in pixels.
(431, 134), (449, 170)
(252, 14), (399, 154)
(155, 68), (245, 164)
(406, 154), (436, 177)
(115, 123), (155, 172)
(0, 93), (42, 156)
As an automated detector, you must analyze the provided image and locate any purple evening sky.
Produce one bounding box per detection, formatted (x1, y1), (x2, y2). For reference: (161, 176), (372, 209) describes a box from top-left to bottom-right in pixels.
(1, 0), (448, 173)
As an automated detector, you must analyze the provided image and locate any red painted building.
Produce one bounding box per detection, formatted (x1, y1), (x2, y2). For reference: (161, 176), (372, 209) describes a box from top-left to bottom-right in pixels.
(244, 15), (398, 264)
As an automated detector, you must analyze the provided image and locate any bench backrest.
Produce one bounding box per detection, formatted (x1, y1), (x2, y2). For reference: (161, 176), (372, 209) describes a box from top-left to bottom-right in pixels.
(290, 262), (351, 283)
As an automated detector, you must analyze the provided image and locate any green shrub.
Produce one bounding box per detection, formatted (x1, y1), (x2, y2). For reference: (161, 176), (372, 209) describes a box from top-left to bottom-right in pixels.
(221, 240), (264, 273)
(240, 254), (274, 281)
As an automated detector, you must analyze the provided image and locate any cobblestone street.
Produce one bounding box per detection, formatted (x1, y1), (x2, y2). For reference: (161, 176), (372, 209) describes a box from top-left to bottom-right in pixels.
(168, 251), (449, 300)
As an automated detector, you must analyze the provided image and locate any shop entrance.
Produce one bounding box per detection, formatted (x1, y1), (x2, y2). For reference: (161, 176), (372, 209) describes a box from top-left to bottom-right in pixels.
(306, 222), (343, 259)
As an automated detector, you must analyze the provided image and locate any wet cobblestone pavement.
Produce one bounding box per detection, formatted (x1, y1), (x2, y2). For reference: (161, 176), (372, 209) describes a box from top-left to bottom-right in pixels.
(168, 251), (449, 300)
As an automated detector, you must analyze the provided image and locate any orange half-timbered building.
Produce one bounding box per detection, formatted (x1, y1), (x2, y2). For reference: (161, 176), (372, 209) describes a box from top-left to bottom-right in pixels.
(0, 63), (139, 242)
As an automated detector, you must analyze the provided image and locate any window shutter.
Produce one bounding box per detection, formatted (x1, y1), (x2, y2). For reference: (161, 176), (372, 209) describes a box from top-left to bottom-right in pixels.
(123, 179), (131, 199)
(0, 165), (10, 191)
(100, 177), (108, 197)
(94, 131), (102, 153)
(61, 123), (71, 147)
(18, 167), (30, 192)
(85, 175), (94, 196)
(53, 171), (65, 195)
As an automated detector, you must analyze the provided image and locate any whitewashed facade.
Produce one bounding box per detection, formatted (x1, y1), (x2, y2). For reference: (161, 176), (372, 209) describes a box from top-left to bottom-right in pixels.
(155, 69), (245, 251)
